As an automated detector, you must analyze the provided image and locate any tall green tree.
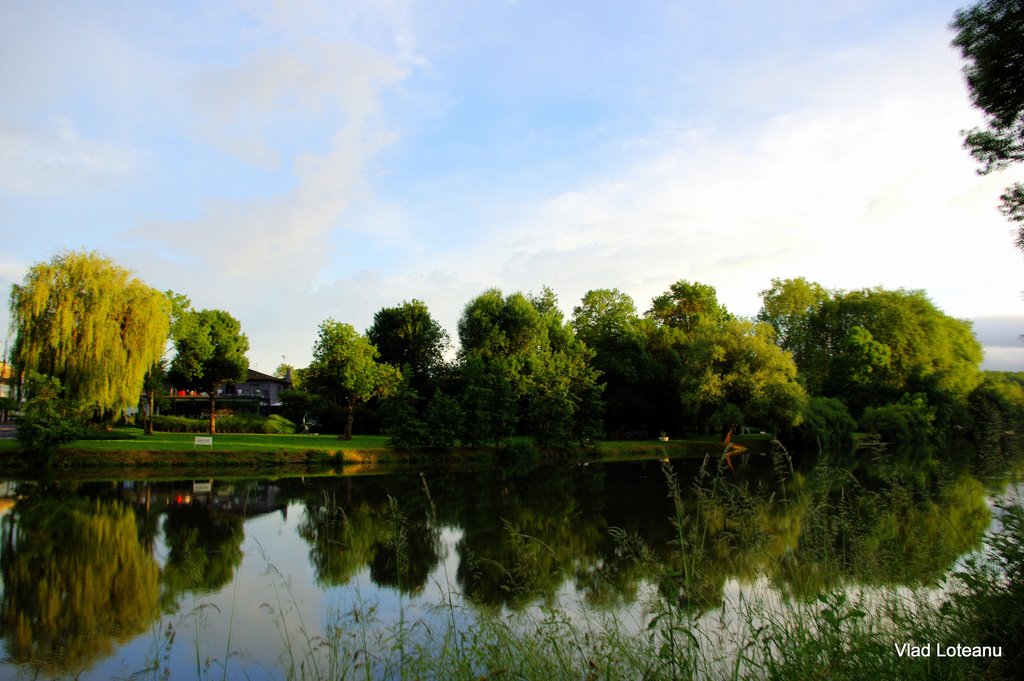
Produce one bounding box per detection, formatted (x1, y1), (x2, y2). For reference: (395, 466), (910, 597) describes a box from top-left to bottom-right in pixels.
(758, 277), (832, 393)
(681, 319), (807, 434)
(305, 320), (401, 440)
(367, 299), (449, 398)
(648, 280), (731, 335)
(9, 250), (170, 418)
(572, 289), (653, 433)
(826, 288), (983, 418)
(168, 309), (249, 434)
(458, 288), (604, 446)
(141, 360), (166, 436)
(951, 0), (1024, 246)
(760, 282), (984, 436)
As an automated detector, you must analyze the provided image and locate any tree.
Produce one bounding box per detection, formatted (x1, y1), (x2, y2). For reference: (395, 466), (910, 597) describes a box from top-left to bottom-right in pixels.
(367, 300), (449, 397)
(305, 320), (401, 440)
(423, 390), (464, 450)
(760, 282), (984, 431)
(758, 277), (832, 392)
(951, 0), (1024, 247)
(648, 280), (731, 335)
(273, 362), (303, 389)
(572, 289), (641, 347)
(9, 250), (170, 418)
(457, 354), (519, 446)
(457, 287), (604, 446)
(168, 309), (249, 434)
(825, 288), (983, 421)
(141, 360), (166, 436)
(572, 289), (656, 433)
(680, 319), (807, 434)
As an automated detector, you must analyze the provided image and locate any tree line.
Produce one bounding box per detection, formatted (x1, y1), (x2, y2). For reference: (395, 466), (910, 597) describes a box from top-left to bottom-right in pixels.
(6, 249), (1019, 456)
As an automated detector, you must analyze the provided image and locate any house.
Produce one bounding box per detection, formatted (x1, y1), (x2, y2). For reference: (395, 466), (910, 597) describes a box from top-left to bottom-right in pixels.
(168, 368), (292, 417)
(230, 369), (293, 408)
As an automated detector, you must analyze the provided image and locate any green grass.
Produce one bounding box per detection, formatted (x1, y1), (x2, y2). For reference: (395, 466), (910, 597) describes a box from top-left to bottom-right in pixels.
(0, 430), (397, 472)
(68, 430), (390, 452)
(0, 428), (773, 473)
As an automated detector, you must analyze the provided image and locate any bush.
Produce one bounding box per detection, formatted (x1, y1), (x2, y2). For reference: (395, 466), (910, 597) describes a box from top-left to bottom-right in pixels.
(150, 415), (209, 433)
(150, 414), (297, 434)
(262, 414), (298, 434)
(16, 373), (81, 459)
(781, 396), (857, 456)
(859, 393), (935, 449)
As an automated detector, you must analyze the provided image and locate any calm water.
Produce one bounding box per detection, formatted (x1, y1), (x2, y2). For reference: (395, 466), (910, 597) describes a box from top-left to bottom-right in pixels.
(0, 451), (1016, 679)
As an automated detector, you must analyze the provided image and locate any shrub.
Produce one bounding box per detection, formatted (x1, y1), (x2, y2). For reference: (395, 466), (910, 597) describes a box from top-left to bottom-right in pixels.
(215, 415), (264, 433)
(781, 396), (857, 456)
(150, 414), (297, 434)
(262, 414), (298, 434)
(859, 393), (935, 449)
(952, 499), (1024, 680)
(150, 415), (209, 433)
(15, 373), (81, 460)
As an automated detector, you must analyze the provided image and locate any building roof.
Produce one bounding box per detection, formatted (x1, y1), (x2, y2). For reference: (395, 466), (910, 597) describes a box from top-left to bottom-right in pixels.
(246, 368), (290, 384)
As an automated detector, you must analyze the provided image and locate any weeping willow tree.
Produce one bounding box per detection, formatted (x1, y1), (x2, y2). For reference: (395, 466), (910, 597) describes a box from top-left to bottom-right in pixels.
(9, 250), (170, 418)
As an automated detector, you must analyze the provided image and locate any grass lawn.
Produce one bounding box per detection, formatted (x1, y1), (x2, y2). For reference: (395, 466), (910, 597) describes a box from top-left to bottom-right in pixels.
(67, 430), (390, 452)
(0, 428), (772, 472)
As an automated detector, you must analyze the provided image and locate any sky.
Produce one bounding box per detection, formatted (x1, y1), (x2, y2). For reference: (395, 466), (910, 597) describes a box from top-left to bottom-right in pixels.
(3, 0), (1024, 373)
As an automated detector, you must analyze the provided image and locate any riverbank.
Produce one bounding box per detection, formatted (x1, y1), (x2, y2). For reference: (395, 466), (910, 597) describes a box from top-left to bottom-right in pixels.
(0, 429), (770, 475)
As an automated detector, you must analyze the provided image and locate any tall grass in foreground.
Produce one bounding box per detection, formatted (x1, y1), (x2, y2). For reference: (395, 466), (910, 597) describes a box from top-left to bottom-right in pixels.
(128, 458), (1023, 681)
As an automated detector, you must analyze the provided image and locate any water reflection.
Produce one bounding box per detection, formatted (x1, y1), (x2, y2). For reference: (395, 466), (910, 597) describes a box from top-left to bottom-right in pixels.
(0, 448), (1015, 677)
(0, 492), (160, 671)
(297, 480), (442, 594)
(160, 503), (245, 608)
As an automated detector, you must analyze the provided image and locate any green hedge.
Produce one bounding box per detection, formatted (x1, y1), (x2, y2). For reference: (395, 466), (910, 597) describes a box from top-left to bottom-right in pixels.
(151, 414), (298, 434)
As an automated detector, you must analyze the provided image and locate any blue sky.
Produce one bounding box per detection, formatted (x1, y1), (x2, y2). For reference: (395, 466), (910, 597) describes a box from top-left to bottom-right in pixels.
(3, 0), (1024, 372)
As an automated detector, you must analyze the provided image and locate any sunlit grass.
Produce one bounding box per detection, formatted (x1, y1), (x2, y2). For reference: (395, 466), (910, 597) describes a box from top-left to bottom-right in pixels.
(65, 430), (390, 452)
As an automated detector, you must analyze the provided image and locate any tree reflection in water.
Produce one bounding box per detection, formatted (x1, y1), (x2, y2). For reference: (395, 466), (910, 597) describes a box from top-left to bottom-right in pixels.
(297, 480), (442, 595)
(0, 493), (159, 673)
(0, 445), (1009, 677)
(283, 454), (999, 612)
(160, 502), (245, 610)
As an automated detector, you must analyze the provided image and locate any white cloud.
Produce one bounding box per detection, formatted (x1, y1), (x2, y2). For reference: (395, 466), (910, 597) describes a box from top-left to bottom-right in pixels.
(0, 116), (144, 195)
(188, 40), (404, 167)
(137, 9), (410, 283)
(119, 2), (419, 369)
(382, 26), (1024, 327)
